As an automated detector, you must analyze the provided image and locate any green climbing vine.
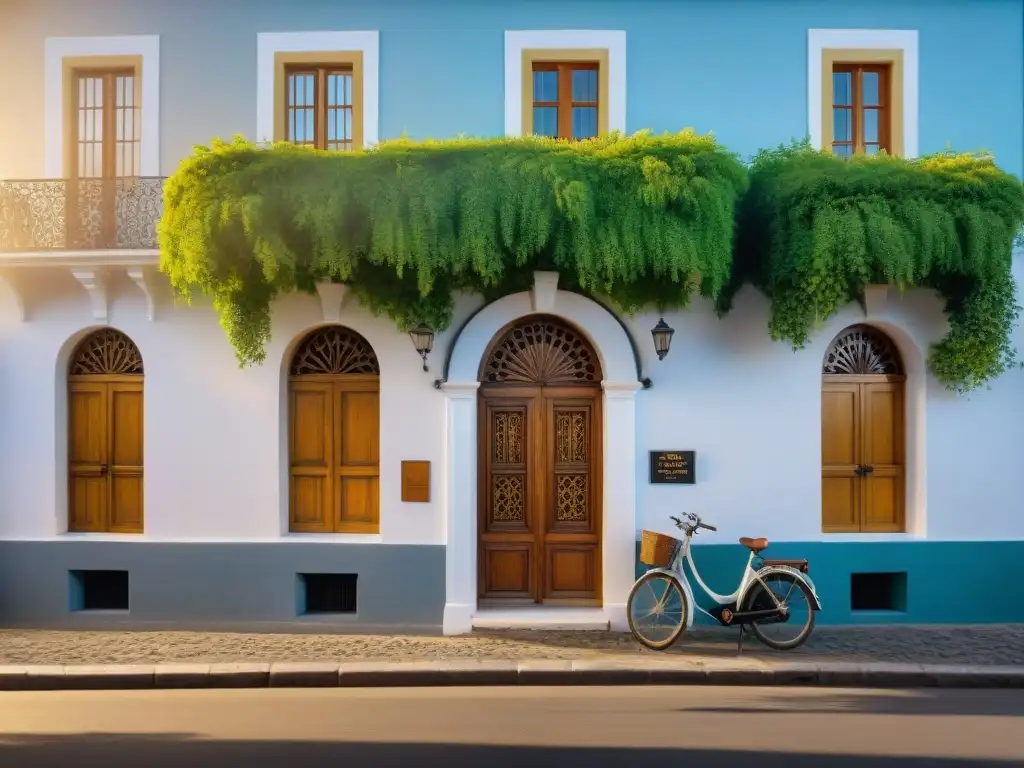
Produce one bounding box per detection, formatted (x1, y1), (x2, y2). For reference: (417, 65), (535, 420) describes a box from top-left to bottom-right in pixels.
(159, 132), (1024, 393)
(720, 142), (1024, 394)
(158, 132), (748, 366)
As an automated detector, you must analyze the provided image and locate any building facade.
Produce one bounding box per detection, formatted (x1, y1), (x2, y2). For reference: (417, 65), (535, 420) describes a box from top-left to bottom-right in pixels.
(0, 0), (1022, 634)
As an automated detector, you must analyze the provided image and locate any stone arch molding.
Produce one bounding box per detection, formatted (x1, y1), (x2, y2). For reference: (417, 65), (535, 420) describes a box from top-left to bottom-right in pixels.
(441, 274), (641, 635)
(446, 288), (637, 386)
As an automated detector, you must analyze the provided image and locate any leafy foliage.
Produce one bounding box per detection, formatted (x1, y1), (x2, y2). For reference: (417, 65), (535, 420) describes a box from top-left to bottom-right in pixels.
(159, 132), (748, 366)
(159, 133), (1024, 393)
(721, 142), (1024, 393)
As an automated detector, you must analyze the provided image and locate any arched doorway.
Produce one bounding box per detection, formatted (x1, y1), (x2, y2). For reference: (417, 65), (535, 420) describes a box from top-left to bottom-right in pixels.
(288, 325), (380, 534)
(477, 315), (603, 605)
(821, 324), (905, 533)
(67, 328), (144, 533)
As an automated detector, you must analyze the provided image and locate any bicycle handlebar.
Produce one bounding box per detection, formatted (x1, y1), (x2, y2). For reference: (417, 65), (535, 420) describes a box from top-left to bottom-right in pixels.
(668, 514), (716, 533)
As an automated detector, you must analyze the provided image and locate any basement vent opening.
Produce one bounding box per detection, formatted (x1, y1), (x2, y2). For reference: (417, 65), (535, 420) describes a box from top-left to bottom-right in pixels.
(300, 573), (357, 614)
(851, 572), (907, 612)
(70, 570), (130, 611)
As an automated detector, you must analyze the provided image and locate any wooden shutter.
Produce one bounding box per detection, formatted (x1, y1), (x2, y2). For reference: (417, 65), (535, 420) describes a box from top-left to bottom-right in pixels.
(289, 380), (334, 532)
(821, 382), (861, 532)
(861, 381), (904, 532)
(108, 381), (144, 533)
(69, 381), (109, 532)
(335, 384), (379, 533)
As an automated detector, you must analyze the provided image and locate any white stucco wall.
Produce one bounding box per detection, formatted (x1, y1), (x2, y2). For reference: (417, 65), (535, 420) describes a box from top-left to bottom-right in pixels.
(626, 259), (1024, 546)
(0, 269), (447, 544)
(0, 259), (1021, 545)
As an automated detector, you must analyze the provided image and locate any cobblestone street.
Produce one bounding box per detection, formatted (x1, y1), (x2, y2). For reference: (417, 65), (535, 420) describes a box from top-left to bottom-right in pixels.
(0, 624), (1021, 667)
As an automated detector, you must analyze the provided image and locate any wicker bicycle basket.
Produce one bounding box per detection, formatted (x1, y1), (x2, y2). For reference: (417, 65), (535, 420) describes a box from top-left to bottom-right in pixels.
(639, 530), (680, 567)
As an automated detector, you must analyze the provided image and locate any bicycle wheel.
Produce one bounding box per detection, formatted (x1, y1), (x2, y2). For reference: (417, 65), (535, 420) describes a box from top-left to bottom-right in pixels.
(743, 571), (816, 650)
(627, 571), (688, 650)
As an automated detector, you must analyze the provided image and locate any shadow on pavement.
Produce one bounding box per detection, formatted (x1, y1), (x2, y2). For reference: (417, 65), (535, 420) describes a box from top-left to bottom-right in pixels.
(0, 735), (1012, 767)
(472, 626), (1024, 665)
(676, 688), (1024, 717)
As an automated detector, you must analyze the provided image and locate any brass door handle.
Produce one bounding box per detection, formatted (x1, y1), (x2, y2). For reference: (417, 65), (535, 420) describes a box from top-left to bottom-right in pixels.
(99, 464), (109, 475)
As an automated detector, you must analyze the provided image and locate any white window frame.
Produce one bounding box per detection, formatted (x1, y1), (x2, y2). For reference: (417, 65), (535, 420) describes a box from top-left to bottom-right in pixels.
(808, 28), (919, 158)
(504, 30), (627, 138)
(44, 35), (161, 178)
(256, 31), (380, 148)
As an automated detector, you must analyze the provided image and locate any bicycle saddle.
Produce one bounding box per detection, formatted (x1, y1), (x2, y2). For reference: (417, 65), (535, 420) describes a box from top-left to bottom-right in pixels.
(739, 537), (768, 552)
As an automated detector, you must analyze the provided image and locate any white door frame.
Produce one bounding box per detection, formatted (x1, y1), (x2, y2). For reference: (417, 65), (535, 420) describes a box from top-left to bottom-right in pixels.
(441, 275), (640, 634)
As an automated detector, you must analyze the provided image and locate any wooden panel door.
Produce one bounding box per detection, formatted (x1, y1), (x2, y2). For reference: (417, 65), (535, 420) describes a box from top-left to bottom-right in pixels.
(478, 388), (602, 604)
(479, 392), (537, 601)
(821, 378), (904, 532)
(543, 393), (601, 602)
(69, 379), (144, 533)
(289, 378), (379, 533)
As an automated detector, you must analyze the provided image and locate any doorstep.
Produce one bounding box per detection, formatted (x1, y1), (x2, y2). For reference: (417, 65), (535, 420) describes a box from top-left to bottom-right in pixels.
(471, 607), (610, 631)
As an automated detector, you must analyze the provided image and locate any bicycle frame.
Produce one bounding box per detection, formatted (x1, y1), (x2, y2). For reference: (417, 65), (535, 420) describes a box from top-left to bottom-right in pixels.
(644, 532), (822, 629)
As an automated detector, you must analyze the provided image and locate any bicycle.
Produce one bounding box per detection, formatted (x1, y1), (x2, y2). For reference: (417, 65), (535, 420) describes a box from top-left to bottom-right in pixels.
(627, 512), (822, 651)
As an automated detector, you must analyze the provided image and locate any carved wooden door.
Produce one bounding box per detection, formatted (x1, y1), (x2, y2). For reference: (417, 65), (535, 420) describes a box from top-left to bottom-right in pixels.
(478, 317), (603, 605)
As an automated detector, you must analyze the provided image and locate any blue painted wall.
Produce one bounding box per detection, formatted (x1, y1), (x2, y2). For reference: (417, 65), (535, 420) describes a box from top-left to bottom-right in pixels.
(637, 541), (1024, 624)
(1, 0), (1021, 178)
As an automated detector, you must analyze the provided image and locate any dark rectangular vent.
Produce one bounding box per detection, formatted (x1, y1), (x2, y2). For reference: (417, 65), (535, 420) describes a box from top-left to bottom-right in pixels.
(71, 570), (130, 611)
(851, 572), (907, 612)
(301, 573), (357, 614)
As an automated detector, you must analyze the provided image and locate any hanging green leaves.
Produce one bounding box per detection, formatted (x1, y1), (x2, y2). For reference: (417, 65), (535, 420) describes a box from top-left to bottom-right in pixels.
(721, 142), (1024, 393)
(159, 132), (748, 366)
(158, 132), (1024, 393)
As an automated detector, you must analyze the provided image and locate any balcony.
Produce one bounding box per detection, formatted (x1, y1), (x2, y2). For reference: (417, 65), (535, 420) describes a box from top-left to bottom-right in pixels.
(0, 177), (164, 253)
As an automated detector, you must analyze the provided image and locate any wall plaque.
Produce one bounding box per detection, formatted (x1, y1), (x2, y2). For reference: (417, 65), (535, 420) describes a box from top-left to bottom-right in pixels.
(649, 450), (695, 484)
(401, 461), (431, 502)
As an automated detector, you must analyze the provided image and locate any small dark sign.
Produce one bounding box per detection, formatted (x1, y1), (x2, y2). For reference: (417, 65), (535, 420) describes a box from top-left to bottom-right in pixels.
(649, 450), (695, 485)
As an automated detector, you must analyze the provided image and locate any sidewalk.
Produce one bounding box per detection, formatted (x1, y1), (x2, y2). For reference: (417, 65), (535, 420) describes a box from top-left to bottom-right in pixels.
(0, 625), (1021, 691)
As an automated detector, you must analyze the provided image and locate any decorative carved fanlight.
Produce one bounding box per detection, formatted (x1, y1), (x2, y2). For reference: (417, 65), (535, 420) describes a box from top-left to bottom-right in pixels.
(70, 329), (144, 375)
(290, 326), (379, 375)
(482, 316), (601, 384)
(823, 325), (902, 375)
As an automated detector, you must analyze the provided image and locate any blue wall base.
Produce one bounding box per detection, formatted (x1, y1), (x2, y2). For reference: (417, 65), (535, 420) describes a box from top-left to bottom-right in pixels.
(636, 540), (1024, 625)
(0, 541), (445, 632)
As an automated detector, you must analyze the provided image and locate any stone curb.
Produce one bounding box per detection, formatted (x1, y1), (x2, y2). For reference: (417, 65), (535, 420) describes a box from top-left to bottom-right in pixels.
(0, 660), (1020, 691)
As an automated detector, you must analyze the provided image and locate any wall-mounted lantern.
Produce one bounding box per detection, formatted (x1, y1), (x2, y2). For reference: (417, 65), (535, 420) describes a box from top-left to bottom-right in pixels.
(651, 318), (675, 361)
(408, 324), (435, 372)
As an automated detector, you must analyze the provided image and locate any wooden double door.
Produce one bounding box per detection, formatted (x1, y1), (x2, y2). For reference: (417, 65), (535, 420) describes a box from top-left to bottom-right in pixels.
(478, 386), (602, 604)
(821, 376), (905, 532)
(67, 328), (145, 534)
(68, 377), (144, 533)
